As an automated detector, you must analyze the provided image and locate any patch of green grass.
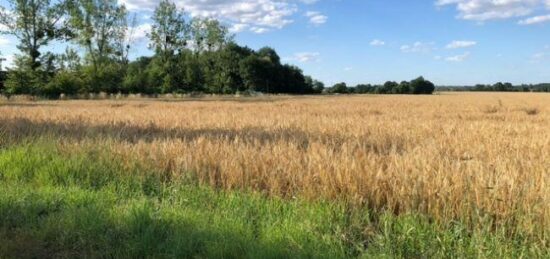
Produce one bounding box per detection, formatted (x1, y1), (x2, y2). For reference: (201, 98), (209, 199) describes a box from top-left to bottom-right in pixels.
(0, 143), (547, 258)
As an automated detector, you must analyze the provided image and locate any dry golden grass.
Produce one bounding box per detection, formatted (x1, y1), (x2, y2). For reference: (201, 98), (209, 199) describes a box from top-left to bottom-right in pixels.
(1, 92), (549, 236)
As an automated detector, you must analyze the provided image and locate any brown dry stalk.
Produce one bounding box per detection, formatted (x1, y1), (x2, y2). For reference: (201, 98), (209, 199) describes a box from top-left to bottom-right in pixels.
(1, 92), (549, 235)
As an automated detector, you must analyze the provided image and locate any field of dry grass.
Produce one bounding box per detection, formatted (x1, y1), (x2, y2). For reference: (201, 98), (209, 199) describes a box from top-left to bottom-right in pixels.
(1, 92), (549, 238)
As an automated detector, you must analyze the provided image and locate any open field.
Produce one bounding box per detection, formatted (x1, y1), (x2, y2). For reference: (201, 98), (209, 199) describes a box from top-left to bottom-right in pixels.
(0, 92), (549, 257)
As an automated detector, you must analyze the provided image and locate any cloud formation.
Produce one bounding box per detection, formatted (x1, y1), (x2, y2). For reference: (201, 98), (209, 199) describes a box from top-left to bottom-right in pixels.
(290, 52), (320, 62)
(305, 11), (327, 25)
(446, 52), (470, 62)
(370, 39), (385, 46)
(119, 0), (319, 34)
(436, 0), (550, 25)
(446, 40), (477, 49)
(401, 42), (434, 53)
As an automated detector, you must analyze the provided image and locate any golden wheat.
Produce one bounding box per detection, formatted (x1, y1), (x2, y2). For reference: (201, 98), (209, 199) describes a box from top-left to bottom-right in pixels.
(1, 92), (549, 235)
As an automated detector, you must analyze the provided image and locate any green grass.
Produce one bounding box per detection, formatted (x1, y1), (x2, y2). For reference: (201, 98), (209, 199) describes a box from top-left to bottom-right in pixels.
(0, 142), (547, 258)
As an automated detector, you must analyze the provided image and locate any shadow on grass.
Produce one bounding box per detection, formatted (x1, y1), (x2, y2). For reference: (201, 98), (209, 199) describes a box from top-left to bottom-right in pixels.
(0, 187), (330, 259)
(0, 118), (405, 155)
(0, 102), (57, 108)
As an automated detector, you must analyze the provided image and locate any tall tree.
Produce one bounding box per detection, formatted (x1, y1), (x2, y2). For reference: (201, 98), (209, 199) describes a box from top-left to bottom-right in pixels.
(0, 0), (66, 71)
(149, 0), (188, 62)
(67, 0), (127, 72)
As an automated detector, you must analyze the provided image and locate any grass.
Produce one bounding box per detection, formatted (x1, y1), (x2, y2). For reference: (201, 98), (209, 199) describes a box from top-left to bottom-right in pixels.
(0, 142), (547, 258)
(0, 93), (549, 257)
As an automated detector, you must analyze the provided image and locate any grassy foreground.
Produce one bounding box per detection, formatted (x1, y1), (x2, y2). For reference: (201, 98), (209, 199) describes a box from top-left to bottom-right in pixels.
(0, 141), (547, 258)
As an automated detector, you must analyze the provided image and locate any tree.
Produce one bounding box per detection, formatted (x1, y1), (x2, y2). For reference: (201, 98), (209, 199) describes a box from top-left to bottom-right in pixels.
(67, 0), (128, 92)
(312, 80), (325, 94)
(410, 76), (435, 94)
(329, 82), (348, 94)
(397, 81), (411, 94)
(149, 0), (188, 62)
(0, 0), (66, 71)
(381, 81), (398, 94)
(239, 54), (271, 92)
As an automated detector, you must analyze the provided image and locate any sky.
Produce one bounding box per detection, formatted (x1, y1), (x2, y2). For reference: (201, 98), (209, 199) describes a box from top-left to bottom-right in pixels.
(1, 0), (550, 86)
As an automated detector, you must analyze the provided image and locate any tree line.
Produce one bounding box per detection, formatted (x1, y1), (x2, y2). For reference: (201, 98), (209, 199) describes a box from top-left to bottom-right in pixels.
(326, 77), (436, 95)
(438, 82), (550, 92)
(0, 0), (326, 98)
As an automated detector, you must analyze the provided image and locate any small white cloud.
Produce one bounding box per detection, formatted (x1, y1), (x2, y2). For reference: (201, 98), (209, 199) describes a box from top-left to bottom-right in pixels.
(250, 27), (269, 34)
(434, 55), (442, 60)
(0, 53), (15, 70)
(445, 52), (470, 62)
(289, 52), (320, 62)
(229, 23), (249, 33)
(0, 36), (10, 46)
(445, 40), (477, 49)
(401, 41), (434, 53)
(518, 14), (550, 25)
(305, 11), (327, 25)
(531, 52), (547, 60)
(369, 39), (385, 46)
(344, 67), (353, 71)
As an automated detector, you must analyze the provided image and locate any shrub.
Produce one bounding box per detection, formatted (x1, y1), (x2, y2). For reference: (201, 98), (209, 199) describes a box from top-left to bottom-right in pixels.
(43, 71), (85, 98)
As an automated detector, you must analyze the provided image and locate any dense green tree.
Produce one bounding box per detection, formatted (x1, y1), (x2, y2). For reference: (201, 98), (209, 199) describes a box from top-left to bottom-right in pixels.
(397, 81), (411, 94)
(329, 82), (348, 94)
(410, 76), (435, 94)
(67, 0), (128, 92)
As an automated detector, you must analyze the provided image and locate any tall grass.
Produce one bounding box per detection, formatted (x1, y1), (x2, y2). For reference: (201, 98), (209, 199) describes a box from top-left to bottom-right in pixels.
(0, 143), (547, 258)
(0, 92), (549, 256)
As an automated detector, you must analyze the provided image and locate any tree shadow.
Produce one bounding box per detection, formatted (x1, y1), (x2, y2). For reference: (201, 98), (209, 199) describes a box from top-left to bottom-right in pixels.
(0, 117), (405, 155)
(0, 190), (327, 258)
(0, 102), (57, 108)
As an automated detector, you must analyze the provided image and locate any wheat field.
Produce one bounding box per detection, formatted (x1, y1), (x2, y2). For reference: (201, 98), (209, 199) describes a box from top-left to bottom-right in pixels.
(1, 92), (549, 239)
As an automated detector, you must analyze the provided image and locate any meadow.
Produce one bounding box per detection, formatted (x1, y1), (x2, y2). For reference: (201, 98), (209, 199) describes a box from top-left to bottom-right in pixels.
(0, 92), (548, 258)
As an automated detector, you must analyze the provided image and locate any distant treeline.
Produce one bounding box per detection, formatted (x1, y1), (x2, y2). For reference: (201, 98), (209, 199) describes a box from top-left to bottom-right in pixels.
(438, 82), (550, 92)
(326, 77), (436, 95)
(0, 0), (324, 98)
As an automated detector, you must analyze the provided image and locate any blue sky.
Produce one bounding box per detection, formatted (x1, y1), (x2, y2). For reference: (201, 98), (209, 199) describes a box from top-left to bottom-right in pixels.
(1, 0), (550, 86)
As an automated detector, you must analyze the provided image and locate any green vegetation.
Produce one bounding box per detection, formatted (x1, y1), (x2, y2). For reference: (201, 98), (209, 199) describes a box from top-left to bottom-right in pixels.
(328, 77), (436, 95)
(438, 82), (550, 92)
(0, 0), (321, 97)
(0, 141), (547, 258)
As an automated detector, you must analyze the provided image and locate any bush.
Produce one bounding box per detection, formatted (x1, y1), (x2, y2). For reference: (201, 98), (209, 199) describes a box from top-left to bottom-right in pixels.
(43, 71), (85, 98)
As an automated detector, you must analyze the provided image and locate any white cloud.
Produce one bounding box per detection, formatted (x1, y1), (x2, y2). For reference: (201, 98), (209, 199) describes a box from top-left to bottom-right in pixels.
(370, 39), (385, 46)
(119, 0), (300, 33)
(436, 0), (545, 21)
(401, 42), (434, 53)
(446, 52), (470, 62)
(518, 14), (550, 24)
(0, 36), (9, 46)
(305, 11), (327, 25)
(250, 26), (269, 34)
(344, 67), (353, 71)
(129, 23), (152, 41)
(446, 40), (477, 49)
(229, 23), (249, 33)
(0, 54), (15, 70)
(289, 52), (320, 62)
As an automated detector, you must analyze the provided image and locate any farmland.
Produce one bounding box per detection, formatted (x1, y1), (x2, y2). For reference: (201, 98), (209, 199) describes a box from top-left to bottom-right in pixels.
(0, 92), (549, 258)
